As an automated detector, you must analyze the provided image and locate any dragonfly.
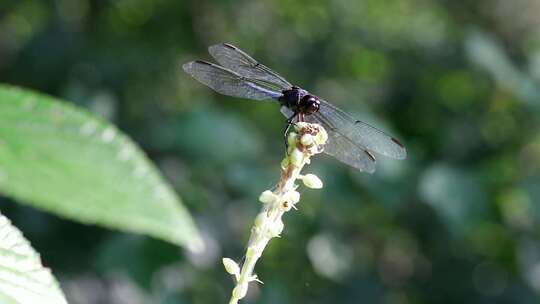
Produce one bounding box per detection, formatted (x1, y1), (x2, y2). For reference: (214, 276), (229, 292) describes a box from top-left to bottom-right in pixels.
(183, 43), (406, 173)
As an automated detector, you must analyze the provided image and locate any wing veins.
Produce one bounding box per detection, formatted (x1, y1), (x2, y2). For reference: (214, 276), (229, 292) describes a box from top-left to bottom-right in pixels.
(317, 99), (406, 159)
(183, 60), (281, 100)
(314, 112), (373, 155)
(209, 43), (292, 90)
(311, 112), (376, 172)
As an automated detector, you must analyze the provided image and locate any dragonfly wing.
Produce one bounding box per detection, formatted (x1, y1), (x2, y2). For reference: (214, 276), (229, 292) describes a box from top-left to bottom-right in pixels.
(280, 105), (294, 117)
(208, 43), (292, 90)
(183, 60), (281, 100)
(315, 100), (406, 159)
(280, 106), (376, 172)
(322, 127), (377, 173)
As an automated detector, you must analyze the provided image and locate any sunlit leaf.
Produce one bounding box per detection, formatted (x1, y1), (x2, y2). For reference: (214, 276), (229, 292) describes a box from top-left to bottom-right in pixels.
(0, 211), (67, 304)
(0, 85), (202, 250)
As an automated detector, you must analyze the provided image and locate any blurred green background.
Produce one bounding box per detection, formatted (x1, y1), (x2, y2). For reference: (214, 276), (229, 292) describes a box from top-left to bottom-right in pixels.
(1, 0), (540, 303)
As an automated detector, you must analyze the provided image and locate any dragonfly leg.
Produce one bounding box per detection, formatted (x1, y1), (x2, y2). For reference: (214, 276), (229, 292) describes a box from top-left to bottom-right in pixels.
(284, 112), (298, 154)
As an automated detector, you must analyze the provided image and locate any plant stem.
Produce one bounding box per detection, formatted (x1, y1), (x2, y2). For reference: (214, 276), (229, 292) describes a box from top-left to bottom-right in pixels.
(225, 122), (327, 304)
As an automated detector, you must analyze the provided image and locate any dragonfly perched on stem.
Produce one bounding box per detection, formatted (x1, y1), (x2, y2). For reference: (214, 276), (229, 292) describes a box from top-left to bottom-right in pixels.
(183, 43), (406, 173)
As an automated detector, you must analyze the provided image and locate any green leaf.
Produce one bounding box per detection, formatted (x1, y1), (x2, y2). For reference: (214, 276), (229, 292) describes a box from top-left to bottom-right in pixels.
(0, 85), (202, 251)
(0, 211), (68, 304)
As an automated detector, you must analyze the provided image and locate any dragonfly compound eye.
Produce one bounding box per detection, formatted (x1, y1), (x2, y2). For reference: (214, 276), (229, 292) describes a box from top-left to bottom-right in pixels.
(305, 96), (320, 114)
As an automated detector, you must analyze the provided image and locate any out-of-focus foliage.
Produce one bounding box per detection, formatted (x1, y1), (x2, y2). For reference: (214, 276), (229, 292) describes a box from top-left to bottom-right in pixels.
(0, 85), (201, 250)
(0, 0), (539, 303)
(0, 211), (67, 304)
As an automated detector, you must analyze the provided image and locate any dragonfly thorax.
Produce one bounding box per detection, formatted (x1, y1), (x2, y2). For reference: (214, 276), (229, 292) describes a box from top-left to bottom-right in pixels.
(279, 86), (320, 116)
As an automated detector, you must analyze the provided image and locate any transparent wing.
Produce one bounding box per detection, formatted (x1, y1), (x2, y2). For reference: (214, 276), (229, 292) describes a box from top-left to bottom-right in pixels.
(280, 106), (376, 172)
(323, 127), (377, 173)
(208, 43), (292, 90)
(183, 60), (281, 100)
(310, 99), (407, 159)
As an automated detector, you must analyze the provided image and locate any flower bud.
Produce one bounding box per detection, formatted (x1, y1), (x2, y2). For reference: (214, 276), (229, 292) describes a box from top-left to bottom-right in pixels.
(270, 219), (284, 237)
(315, 127), (328, 145)
(287, 131), (297, 148)
(223, 258), (240, 278)
(294, 122), (308, 131)
(302, 174), (323, 189)
(280, 157), (289, 169)
(300, 134), (314, 146)
(289, 149), (304, 166)
(259, 190), (277, 204)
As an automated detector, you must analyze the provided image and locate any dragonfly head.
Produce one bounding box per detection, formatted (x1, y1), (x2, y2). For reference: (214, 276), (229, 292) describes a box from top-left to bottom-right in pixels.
(299, 95), (320, 115)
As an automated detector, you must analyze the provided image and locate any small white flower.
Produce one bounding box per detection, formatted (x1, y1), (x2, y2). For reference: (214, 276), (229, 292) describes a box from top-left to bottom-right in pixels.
(281, 201), (292, 211)
(294, 122), (308, 131)
(315, 127), (328, 145)
(300, 134), (314, 146)
(289, 149), (304, 166)
(223, 258), (240, 279)
(302, 174), (323, 189)
(269, 219), (284, 237)
(283, 190), (300, 205)
(287, 131), (297, 148)
(259, 190), (277, 204)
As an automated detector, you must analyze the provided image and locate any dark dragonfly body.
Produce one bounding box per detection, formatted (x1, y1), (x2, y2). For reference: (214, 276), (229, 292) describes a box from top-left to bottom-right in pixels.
(279, 86), (320, 121)
(183, 43), (406, 173)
